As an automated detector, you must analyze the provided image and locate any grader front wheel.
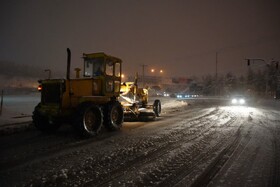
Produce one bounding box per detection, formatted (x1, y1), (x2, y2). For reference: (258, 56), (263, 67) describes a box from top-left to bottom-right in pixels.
(32, 104), (61, 133)
(104, 101), (124, 131)
(153, 99), (161, 117)
(75, 103), (103, 137)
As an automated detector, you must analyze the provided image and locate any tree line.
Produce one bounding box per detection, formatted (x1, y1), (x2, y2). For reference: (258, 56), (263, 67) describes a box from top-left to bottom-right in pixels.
(190, 66), (280, 97)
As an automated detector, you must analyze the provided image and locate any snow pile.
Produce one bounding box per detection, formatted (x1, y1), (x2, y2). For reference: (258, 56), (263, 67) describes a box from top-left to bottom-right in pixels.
(161, 99), (188, 109)
(0, 93), (40, 126)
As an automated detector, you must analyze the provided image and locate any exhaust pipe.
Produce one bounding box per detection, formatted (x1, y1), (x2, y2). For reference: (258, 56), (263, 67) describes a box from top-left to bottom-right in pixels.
(66, 48), (71, 80)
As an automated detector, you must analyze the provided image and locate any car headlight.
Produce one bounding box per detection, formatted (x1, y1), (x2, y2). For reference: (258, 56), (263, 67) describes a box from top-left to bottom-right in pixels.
(239, 99), (245, 104)
(231, 99), (237, 104)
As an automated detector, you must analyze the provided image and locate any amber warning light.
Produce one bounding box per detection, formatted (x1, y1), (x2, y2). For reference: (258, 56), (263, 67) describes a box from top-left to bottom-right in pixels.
(37, 85), (42, 91)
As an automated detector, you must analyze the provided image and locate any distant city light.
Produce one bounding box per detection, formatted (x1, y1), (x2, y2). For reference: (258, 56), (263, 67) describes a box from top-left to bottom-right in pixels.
(150, 69), (164, 74)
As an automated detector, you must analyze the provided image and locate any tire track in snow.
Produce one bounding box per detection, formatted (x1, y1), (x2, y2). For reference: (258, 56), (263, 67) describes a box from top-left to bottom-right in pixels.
(10, 108), (221, 185)
(192, 121), (254, 187)
(88, 108), (238, 186)
(208, 108), (278, 187)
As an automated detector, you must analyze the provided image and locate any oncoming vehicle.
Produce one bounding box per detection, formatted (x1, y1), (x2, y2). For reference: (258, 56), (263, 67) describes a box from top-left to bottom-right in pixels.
(176, 93), (200, 99)
(231, 95), (246, 105)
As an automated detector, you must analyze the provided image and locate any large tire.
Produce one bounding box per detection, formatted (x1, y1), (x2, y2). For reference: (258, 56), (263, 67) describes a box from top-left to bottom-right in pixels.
(153, 99), (161, 117)
(32, 104), (61, 133)
(74, 103), (103, 137)
(103, 101), (124, 131)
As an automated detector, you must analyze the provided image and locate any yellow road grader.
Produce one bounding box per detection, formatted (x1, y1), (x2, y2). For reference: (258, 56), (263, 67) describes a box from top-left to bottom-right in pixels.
(33, 49), (161, 137)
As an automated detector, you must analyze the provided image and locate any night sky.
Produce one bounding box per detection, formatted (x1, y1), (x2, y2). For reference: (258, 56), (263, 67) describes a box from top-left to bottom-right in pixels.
(1, 0), (280, 78)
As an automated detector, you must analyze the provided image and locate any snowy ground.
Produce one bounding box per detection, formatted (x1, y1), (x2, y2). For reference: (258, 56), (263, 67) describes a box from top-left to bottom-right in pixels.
(0, 93), (40, 125)
(0, 94), (280, 186)
(0, 94), (184, 126)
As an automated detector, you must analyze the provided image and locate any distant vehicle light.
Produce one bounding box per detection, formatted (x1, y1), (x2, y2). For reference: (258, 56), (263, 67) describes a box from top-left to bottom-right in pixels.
(231, 98), (237, 104)
(239, 98), (245, 104)
(231, 96), (246, 105)
(177, 95), (182, 98)
(164, 93), (170, 97)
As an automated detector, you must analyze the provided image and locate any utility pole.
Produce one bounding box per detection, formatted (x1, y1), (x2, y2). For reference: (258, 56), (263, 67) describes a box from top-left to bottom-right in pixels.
(215, 52), (218, 80)
(215, 52), (218, 95)
(140, 64), (147, 87)
(0, 90), (3, 116)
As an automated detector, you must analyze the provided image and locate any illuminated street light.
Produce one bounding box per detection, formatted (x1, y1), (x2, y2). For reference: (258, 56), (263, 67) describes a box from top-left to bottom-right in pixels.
(150, 69), (164, 74)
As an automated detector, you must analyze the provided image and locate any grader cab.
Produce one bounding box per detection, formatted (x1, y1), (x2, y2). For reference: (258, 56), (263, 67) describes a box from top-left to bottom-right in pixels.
(33, 49), (161, 137)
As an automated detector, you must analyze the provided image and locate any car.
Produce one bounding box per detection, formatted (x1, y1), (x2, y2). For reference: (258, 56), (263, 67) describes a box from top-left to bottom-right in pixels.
(176, 93), (200, 99)
(231, 95), (246, 105)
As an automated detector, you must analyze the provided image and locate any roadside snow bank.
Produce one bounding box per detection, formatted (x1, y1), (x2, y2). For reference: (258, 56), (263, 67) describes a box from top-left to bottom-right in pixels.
(0, 93), (40, 126)
(161, 99), (188, 109)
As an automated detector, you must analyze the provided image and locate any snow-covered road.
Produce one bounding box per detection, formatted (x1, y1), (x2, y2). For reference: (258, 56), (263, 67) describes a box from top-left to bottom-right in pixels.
(0, 97), (279, 186)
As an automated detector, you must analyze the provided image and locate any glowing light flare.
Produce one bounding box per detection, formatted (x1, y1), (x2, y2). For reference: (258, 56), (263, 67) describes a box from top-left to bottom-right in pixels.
(231, 98), (237, 104)
(37, 85), (42, 92)
(231, 98), (246, 105)
(239, 98), (245, 104)
(150, 68), (164, 74)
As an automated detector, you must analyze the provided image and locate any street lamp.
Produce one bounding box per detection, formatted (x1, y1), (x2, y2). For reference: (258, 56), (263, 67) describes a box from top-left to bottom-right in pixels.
(150, 69), (164, 74)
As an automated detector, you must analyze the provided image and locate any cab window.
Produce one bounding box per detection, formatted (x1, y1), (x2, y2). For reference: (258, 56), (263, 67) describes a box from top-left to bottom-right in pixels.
(84, 61), (93, 77)
(106, 60), (114, 76)
(84, 57), (104, 77)
(115, 62), (121, 77)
